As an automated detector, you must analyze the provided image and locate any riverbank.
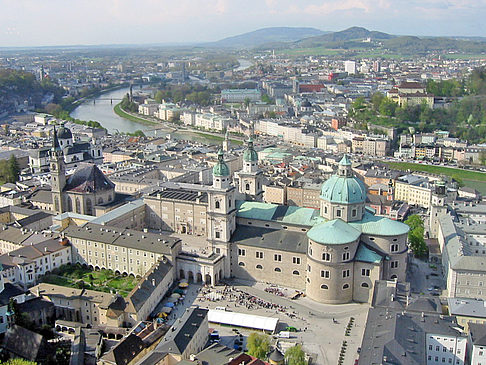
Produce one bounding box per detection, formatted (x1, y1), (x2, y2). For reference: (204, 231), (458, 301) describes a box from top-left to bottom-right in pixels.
(113, 103), (158, 126)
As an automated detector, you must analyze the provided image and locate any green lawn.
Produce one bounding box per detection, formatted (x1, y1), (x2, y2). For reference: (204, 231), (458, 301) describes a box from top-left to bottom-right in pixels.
(386, 162), (486, 193)
(41, 264), (138, 296)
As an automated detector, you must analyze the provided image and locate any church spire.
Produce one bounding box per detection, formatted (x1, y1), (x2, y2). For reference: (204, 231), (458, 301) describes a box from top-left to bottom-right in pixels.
(51, 126), (61, 152)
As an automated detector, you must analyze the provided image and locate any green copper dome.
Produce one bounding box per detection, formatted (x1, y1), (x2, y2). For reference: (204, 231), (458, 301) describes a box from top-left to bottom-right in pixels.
(243, 137), (258, 162)
(307, 219), (361, 245)
(320, 155), (366, 204)
(213, 149), (230, 177)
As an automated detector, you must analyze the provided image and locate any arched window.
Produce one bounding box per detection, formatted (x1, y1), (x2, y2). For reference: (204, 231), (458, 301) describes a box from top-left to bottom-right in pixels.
(66, 196), (72, 212)
(361, 282), (369, 288)
(321, 284), (328, 290)
(390, 274), (398, 280)
(292, 270), (300, 276)
(238, 262), (245, 267)
(274, 267), (281, 272)
(322, 253), (331, 261)
(343, 284), (350, 290)
(215, 201), (220, 209)
(75, 197), (81, 213)
(86, 199), (93, 215)
(245, 183), (250, 191)
(98, 197), (103, 205)
(256, 264), (263, 270)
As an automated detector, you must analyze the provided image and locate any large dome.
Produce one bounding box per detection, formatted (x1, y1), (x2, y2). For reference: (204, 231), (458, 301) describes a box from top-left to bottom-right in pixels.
(320, 155), (367, 204)
(307, 219), (361, 245)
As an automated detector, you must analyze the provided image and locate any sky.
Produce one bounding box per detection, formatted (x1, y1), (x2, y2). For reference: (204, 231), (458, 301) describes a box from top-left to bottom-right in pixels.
(0, 0), (485, 47)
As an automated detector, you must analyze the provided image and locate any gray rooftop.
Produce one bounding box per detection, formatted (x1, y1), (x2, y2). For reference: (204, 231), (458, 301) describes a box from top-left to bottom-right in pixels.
(448, 297), (486, 319)
(63, 223), (179, 255)
(231, 226), (308, 254)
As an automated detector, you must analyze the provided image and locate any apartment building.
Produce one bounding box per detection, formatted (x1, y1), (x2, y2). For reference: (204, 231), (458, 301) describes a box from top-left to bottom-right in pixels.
(64, 223), (181, 277)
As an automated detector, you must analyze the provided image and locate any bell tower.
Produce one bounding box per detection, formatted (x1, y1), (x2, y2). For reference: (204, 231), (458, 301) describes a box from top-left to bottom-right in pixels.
(50, 126), (66, 214)
(235, 137), (263, 201)
(207, 149), (236, 278)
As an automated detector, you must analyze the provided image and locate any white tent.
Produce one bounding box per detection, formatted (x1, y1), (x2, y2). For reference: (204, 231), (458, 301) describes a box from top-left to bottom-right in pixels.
(208, 309), (279, 333)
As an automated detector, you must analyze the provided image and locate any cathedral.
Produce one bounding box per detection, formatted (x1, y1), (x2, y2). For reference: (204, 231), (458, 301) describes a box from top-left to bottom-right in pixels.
(144, 138), (410, 304)
(50, 126), (116, 216)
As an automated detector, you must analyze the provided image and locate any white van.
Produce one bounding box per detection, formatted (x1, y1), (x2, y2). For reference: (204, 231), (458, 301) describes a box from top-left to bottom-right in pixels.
(278, 331), (291, 338)
(215, 306), (226, 311)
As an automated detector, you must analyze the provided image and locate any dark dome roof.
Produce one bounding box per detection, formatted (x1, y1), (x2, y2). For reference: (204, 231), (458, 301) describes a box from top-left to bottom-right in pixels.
(64, 163), (115, 193)
(57, 125), (72, 139)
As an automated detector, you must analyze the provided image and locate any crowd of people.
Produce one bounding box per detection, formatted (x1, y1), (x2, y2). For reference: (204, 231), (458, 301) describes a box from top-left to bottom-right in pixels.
(264, 286), (286, 296)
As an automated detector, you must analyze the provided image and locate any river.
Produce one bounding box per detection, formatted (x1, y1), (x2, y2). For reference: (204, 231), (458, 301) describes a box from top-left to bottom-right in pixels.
(70, 59), (252, 140)
(71, 87), (151, 134)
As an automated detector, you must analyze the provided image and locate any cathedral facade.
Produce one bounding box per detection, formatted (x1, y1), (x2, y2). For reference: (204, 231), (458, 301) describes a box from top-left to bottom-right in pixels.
(144, 139), (410, 304)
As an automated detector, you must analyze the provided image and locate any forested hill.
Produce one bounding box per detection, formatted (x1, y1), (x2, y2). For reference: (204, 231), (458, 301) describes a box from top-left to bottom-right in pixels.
(0, 69), (65, 112)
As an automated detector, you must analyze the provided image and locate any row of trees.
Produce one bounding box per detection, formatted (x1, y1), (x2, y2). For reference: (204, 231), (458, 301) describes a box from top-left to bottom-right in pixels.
(405, 215), (428, 258)
(154, 84), (211, 106)
(247, 332), (307, 365)
(120, 94), (138, 112)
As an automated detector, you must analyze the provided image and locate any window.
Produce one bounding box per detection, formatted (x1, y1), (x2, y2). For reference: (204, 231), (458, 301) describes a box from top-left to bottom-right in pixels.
(436, 346), (440, 351)
(429, 345), (433, 350)
(215, 201), (220, 209)
(443, 347), (447, 352)
(321, 284), (328, 290)
(352, 209), (357, 217)
(215, 231), (220, 239)
(274, 254), (282, 262)
(307, 265), (311, 272)
(391, 244), (399, 252)
(321, 270), (330, 278)
(391, 261), (399, 269)
(245, 183), (250, 191)
(256, 251), (263, 259)
(343, 284), (349, 289)
(361, 268), (370, 277)
(342, 252), (350, 261)
(238, 262), (245, 266)
(336, 209), (341, 217)
(322, 253), (331, 261)
(361, 282), (369, 288)
(238, 249), (246, 256)
(274, 267), (281, 272)
(292, 270), (300, 276)
(256, 264), (263, 270)
(292, 257), (301, 265)
(342, 269), (350, 278)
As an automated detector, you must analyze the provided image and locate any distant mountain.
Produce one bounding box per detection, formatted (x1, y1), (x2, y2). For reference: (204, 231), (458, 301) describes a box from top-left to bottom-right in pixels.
(208, 27), (327, 48)
(295, 26), (394, 48)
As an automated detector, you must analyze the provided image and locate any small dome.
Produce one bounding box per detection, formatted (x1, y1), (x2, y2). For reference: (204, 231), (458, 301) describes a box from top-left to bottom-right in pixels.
(320, 155), (366, 204)
(213, 149), (230, 177)
(307, 219), (361, 245)
(57, 124), (73, 140)
(243, 137), (258, 162)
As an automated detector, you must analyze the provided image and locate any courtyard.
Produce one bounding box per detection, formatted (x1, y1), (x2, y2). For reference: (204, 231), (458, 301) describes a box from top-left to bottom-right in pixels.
(40, 263), (139, 296)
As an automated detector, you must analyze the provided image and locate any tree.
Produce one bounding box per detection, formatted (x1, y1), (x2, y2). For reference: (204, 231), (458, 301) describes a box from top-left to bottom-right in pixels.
(405, 214), (423, 231)
(7, 155), (20, 183)
(247, 332), (270, 360)
(285, 344), (307, 365)
(405, 215), (428, 258)
(244, 97), (251, 108)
